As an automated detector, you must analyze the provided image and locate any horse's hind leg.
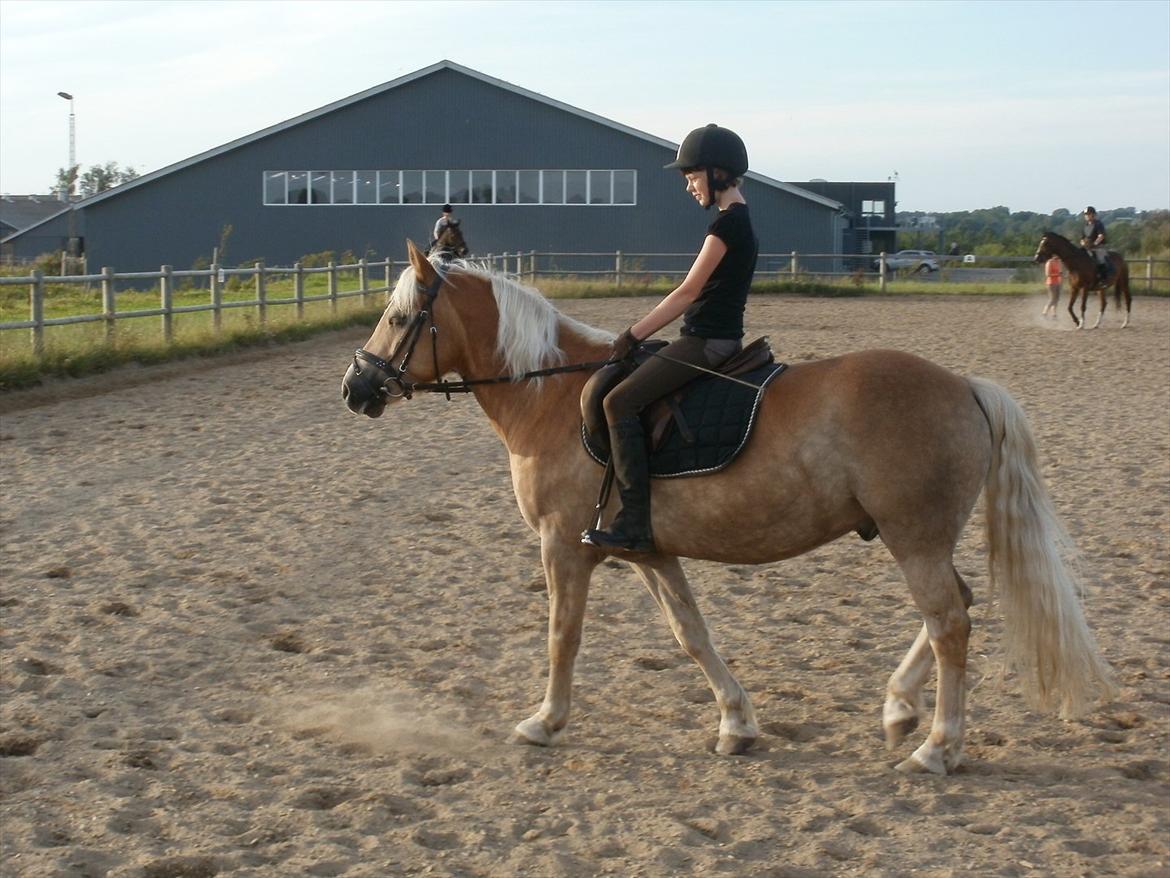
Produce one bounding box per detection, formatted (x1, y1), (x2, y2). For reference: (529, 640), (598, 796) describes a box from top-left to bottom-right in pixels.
(890, 556), (972, 775)
(1092, 288), (1106, 329)
(883, 568), (974, 750)
(631, 556), (758, 755)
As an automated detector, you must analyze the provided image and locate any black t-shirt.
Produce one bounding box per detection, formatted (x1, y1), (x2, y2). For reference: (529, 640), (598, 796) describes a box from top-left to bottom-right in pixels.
(681, 202), (758, 339)
(1084, 218), (1106, 244)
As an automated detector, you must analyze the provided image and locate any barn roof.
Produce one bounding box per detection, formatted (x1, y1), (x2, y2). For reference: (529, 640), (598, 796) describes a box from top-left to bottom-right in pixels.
(8, 60), (840, 240)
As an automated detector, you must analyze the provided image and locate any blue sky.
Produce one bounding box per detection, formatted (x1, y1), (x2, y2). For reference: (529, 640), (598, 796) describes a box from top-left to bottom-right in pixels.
(1, 0), (1167, 213)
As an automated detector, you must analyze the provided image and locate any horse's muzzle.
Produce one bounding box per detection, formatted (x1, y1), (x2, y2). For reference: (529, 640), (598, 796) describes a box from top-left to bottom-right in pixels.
(342, 357), (388, 418)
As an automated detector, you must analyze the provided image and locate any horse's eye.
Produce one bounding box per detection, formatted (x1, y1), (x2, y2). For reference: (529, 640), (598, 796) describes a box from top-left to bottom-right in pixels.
(388, 315), (406, 328)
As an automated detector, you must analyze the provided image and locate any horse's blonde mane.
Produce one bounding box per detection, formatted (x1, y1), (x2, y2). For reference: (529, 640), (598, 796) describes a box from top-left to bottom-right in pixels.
(390, 257), (612, 380)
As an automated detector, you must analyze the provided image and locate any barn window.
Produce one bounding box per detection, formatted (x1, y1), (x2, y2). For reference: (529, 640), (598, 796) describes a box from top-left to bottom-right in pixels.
(495, 171), (517, 204)
(862, 200), (885, 217)
(589, 170), (611, 205)
(264, 172), (287, 205)
(402, 171), (424, 204)
(356, 171), (377, 204)
(287, 172), (309, 204)
(424, 170), (446, 204)
(565, 170), (587, 204)
(263, 168), (636, 206)
(309, 172), (330, 204)
(518, 170), (540, 204)
(448, 171), (470, 204)
(332, 171), (355, 204)
(471, 170), (493, 204)
(379, 171), (401, 204)
(613, 170), (635, 205)
(541, 171), (564, 204)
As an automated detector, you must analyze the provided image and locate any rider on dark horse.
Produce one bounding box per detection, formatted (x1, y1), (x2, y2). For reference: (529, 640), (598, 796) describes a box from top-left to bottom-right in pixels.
(1081, 206), (1112, 284)
(431, 204), (457, 250)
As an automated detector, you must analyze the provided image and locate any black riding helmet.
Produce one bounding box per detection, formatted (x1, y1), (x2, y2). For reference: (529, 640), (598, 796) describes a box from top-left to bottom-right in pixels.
(664, 124), (749, 209)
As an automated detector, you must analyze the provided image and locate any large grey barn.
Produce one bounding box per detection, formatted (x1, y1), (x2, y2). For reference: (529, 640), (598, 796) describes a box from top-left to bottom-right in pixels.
(3, 60), (848, 271)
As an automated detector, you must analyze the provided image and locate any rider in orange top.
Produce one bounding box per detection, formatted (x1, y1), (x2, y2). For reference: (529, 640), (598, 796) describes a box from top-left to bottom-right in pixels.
(1043, 255), (1063, 318)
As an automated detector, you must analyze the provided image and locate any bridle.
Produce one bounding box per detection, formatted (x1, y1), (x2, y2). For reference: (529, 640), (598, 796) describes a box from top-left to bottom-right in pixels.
(350, 269), (612, 403)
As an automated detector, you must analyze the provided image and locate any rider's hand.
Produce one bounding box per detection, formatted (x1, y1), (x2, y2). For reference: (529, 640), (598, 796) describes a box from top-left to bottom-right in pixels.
(611, 327), (642, 361)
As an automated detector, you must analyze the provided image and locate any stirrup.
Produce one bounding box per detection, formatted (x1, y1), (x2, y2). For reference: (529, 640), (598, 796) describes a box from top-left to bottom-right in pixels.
(581, 526), (655, 554)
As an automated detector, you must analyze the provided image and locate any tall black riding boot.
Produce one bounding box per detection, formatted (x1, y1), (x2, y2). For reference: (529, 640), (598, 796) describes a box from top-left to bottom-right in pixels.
(582, 416), (655, 553)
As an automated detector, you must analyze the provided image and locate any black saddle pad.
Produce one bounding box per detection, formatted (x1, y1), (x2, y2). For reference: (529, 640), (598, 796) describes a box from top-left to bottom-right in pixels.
(582, 361), (788, 478)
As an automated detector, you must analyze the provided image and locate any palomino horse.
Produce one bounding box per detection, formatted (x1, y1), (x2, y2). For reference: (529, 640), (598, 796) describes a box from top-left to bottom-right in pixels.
(342, 241), (1116, 775)
(1033, 232), (1131, 328)
(427, 221), (470, 261)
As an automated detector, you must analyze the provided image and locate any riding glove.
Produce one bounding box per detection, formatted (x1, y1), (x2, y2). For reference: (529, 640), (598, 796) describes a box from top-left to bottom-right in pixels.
(611, 328), (642, 362)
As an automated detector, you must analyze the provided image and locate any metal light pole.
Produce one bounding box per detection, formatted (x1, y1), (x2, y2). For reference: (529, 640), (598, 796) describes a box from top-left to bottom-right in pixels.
(57, 91), (75, 198)
(57, 91), (78, 269)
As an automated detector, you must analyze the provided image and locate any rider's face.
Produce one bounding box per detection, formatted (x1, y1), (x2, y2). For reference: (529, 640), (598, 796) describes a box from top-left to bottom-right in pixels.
(684, 170), (709, 207)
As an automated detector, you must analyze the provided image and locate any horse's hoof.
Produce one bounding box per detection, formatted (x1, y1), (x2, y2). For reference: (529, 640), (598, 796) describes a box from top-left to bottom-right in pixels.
(884, 714), (919, 750)
(895, 754), (941, 774)
(512, 716), (561, 747)
(716, 734), (757, 756)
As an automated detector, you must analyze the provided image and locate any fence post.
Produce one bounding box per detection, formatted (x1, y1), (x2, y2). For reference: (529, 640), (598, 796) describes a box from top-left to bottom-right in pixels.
(615, 250), (623, 288)
(1147, 256), (1154, 293)
(29, 269), (44, 357)
(384, 258), (394, 298)
(160, 265), (174, 343)
(328, 261), (338, 315)
(359, 257), (369, 307)
(210, 263), (223, 334)
(254, 262), (267, 327)
(101, 266), (116, 344)
(293, 262), (304, 320)
(878, 251), (888, 293)
(790, 251), (799, 280)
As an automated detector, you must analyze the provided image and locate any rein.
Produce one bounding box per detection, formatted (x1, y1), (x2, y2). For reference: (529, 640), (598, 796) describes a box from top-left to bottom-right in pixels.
(352, 272), (612, 402)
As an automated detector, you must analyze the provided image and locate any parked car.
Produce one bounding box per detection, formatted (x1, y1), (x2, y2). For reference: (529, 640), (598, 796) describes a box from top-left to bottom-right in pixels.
(872, 250), (940, 273)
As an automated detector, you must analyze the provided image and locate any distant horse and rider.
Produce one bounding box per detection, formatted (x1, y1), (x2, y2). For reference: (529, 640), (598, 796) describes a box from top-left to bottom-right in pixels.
(1033, 229), (1131, 329)
(427, 221), (470, 261)
(342, 241), (1116, 776)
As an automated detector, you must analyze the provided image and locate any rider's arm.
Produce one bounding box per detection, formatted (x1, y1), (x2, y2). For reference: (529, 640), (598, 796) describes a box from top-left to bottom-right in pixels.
(630, 234), (727, 340)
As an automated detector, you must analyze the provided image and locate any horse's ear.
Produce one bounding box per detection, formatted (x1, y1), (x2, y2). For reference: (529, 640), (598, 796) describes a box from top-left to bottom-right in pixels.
(450, 218), (461, 227)
(406, 239), (438, 287)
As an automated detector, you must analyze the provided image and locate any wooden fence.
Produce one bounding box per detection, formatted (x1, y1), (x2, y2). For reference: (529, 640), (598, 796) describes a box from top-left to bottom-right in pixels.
(3, 251), (1168, 356)
(0, 258), (398, 356)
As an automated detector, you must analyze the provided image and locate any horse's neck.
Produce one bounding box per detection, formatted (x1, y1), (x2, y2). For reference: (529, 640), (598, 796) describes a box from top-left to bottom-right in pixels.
(466, 319), (601, 460)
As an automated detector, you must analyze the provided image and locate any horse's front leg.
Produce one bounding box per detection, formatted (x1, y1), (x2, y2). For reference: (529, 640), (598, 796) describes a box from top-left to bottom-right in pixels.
(631, 556), (759, 755)
(1065, 287), (1082, 327)
(513, 535), (597, 747)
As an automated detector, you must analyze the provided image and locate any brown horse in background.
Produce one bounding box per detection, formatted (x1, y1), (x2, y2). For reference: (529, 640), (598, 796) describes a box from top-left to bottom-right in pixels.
(341, 240), (1115, 776)
(1034, 232), (1131, 328)
(427, 221), (470, 261)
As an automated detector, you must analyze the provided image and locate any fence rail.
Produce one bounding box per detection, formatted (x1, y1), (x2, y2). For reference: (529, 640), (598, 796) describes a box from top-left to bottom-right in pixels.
(2, 251), (1168, 356)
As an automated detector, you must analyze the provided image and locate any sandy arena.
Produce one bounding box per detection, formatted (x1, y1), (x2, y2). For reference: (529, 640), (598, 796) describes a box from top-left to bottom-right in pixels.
(1, 293), (1167, 878)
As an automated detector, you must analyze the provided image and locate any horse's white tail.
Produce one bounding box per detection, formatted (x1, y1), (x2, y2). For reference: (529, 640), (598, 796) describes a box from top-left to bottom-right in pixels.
(969, 377), (1117, 718)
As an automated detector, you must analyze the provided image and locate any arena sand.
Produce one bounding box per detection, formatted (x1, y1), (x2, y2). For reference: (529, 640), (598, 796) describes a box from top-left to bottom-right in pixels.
(1, 294), (1167, 878)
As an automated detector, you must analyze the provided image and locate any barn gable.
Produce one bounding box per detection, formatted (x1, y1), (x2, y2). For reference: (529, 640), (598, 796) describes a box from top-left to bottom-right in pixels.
(3, 60), (844, 271)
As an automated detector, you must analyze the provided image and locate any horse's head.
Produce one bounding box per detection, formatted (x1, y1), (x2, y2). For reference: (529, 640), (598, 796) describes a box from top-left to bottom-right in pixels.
(430, 223), (470, 261)
(342, 240), (465, 418)
(1033, 232), (1054, 264)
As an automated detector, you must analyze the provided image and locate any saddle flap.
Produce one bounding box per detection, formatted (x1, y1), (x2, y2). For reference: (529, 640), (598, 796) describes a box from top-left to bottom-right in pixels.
(580, 337), (786, 477)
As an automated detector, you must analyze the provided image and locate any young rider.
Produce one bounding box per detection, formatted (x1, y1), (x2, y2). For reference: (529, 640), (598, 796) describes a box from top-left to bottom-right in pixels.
(581, 124), (758, 553)
(1081, 206), (1109, 282)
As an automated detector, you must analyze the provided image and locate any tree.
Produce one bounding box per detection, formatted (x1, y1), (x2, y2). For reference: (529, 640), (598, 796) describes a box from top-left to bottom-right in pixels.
(78, 162), (139, 197)
(53, 165), (78, 198)
(51, 162), (139, 198)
